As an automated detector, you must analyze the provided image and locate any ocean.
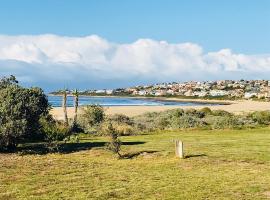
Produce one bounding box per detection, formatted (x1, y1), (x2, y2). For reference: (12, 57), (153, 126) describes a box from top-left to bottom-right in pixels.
(48, 95), (220, 107)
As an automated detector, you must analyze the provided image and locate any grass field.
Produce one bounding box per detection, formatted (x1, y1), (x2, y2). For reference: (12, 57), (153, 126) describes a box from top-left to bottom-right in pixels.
(1, 128), (270, 199)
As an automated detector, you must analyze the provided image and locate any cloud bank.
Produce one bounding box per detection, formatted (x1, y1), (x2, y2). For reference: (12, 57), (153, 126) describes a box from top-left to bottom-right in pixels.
(0, 34), (270, 90)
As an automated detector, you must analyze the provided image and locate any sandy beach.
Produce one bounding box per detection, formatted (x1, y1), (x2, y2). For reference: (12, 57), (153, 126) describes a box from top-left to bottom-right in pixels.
(50, 99), (270, 120)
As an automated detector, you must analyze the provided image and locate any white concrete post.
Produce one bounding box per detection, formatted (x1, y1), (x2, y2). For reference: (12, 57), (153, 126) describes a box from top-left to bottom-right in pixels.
(175, 140), (184, 158)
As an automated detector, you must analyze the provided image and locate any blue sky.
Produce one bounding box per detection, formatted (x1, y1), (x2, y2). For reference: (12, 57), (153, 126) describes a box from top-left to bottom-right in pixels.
(0, 0), (270, 90)
(1, 0), (269, 54)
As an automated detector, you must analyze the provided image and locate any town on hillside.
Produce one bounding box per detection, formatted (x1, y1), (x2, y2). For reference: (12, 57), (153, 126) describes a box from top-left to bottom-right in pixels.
(51, 80), (270, 100)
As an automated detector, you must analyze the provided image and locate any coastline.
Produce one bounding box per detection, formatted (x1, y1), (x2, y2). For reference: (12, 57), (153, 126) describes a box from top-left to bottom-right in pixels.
(48, 94), (232, 105)
(50, 98), (270, 120)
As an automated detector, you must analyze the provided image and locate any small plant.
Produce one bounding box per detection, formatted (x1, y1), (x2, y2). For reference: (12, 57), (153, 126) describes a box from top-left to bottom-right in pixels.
(40, 116), (70, 152)
(211, 116), (240, 129)
(107, 114), (135, 135)
(248, 111), (270, 125)
(200, 107), (212, 115)
(104, 122), (122, 158)
(78, 105), (105, 133)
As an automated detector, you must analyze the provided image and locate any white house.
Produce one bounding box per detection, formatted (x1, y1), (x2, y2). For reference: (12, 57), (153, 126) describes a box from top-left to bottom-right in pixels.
(95, 89), (106, 94)
(209, 90), (228, 96)
(184, 90), (194, 97)
(194, 91), (208, 97)
(138, 90), (147, 96)
(244, 92), (258, 99)
(106, 90), (113, 95)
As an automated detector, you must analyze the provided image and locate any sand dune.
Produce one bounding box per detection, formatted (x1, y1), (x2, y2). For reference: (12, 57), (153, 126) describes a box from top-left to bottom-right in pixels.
(50, 99), (270, 120)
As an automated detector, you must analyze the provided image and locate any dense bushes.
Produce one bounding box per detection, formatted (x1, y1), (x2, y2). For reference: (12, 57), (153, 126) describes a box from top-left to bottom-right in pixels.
(78, 105), (105, 133)
(248, 111), (270, 125)
(0, 76), (50, 151)
(106, 114), (135, 136)
(132, 108), (270, 132)
(40, 116), (70, 142)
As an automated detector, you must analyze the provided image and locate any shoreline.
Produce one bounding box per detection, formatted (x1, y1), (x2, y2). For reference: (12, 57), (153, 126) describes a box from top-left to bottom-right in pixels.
(50, 98), (270, 120)
(48, 94), (232, 105)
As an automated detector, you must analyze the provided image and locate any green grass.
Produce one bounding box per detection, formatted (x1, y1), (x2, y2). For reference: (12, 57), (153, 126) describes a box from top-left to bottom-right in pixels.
(1, 128), (270, 199)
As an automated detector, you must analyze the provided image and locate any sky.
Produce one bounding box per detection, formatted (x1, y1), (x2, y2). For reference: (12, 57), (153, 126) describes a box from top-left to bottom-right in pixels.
(0, 0), (270, 91)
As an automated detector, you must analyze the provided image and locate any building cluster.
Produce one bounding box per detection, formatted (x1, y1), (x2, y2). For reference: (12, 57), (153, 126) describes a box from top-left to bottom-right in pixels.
(54, 80), (270, 99)
(122, 80), (270, 99)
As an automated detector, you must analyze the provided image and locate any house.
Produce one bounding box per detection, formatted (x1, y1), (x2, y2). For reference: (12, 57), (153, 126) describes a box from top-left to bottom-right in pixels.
(244, 92), (258, 99)
(193, 91), (208, 97)
(106, 90), (113, 95)
(258, 91), (270, 99)
(155, 90), (167, 96)
(138, 90), (147, 96)
(166, 89), (175, 95)
(184, 90), (194, 97)
(95, 89), (106, 94)
(209, 90), (228, 96)
(230, 89), (244, 98)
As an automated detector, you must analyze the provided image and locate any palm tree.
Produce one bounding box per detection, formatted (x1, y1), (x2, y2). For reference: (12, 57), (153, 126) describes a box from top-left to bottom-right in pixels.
(73, 89), (79, 126)
(62, 88), (69, 126)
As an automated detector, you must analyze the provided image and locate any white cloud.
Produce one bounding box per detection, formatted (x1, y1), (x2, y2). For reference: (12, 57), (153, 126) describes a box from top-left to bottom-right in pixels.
(0, 34), (270, 90)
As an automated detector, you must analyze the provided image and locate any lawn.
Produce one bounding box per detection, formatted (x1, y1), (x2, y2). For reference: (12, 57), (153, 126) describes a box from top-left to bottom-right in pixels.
(1, 128), (270, 199)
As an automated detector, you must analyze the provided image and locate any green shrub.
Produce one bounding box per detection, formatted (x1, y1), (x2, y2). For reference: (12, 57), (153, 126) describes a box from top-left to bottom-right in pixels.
(211, 116), (241, 129)
(132, 112), (158, 132)
(248, 111), (270, 125)
(200, 107), (212, 115)
(171, 115), (204, 129)
(212, 109), (232, 117)
(167, 109), (184, 118)
(0, 76), (50, 151)
(106, 114), (136, 135)
(156, 116), (169, 130)
(40, 116), (71, 152)
(78, 105), (105, 133)
(40, 116), (70, 142)
(103, 121), (122, 158)
(109, 114), (133, 125)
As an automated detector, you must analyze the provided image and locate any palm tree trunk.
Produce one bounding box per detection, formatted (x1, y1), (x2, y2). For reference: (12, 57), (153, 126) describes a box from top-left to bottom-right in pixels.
(63, 90), (68, 126)
(74, 92), (78, 124)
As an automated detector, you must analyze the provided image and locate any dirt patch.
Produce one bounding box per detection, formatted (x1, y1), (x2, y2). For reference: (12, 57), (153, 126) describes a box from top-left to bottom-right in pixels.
(263, 191), (270, 198)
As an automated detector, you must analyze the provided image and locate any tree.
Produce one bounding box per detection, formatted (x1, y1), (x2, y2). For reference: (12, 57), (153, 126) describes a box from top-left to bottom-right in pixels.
(72, 89), (79, 127)
(105, 122), (122, 158)
(0, 75), (18, 89)
(0, 76), (50, 151)
(62, 89), (69, 126)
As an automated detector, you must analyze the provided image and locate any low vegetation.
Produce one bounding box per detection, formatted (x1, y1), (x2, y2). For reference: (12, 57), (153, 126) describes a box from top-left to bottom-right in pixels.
(1, 75), (270, 199)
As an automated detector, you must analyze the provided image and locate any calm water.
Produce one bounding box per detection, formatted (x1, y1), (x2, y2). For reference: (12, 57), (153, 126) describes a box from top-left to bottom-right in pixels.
(48, 95), (220, 107)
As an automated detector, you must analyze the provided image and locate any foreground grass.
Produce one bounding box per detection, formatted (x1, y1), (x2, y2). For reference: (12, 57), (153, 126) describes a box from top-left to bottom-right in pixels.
(1, 128), (270, 199)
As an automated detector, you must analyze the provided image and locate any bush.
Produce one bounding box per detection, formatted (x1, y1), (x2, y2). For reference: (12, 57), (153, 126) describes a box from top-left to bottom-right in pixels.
(212, 110), (232, 117)
(171, 115), (204, 129)
(103, 121), (122, 158)
(200, 107), (212, 115)
(132, 112), (159, 132)
(108, 114), (136, 135)
(248, 111), (270, 125)
(0, 76), (50, 151)
(78, 105), (105, 133)
(109, 114), (133, 125)
(40, 116), (70, 142)
(40, 116), (71, 152)
(156, 116), (170, 130)
(211, 116), (241, 129)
